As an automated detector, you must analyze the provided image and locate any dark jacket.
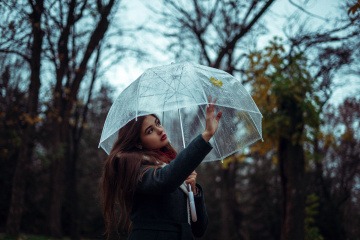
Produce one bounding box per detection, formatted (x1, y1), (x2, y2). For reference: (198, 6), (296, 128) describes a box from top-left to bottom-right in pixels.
(128, 134), (212, 240)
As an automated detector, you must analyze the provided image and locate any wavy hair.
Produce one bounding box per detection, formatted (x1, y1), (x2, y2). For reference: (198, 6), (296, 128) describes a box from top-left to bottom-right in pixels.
(100, 114), (177, 237)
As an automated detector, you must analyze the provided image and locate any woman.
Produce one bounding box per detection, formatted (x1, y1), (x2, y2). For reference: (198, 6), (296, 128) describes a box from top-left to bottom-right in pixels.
(100, 101), (222, 240)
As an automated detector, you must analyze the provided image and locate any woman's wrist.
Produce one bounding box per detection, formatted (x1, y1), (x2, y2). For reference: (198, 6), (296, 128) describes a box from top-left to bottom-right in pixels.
(201, 131), (212, 142)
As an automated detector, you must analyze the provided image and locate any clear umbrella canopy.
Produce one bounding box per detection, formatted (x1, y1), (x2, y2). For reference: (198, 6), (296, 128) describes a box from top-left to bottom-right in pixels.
(99, 62), (262, 162)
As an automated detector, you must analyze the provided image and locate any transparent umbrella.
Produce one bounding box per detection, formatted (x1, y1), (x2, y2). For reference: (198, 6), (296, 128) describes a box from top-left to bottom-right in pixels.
(99, 61), (263, 162)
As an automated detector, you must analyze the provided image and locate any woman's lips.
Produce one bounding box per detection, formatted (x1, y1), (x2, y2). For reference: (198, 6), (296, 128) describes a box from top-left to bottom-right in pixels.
(161, 134), (167, 141)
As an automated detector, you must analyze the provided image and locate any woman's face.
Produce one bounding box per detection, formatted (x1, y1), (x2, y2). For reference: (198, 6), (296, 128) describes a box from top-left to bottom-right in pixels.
(140, 115), (169, 150)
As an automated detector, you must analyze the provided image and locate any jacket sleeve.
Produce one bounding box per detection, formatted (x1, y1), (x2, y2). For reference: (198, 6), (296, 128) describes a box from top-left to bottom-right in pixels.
(136, 134), (212, 194)
(191, 184), (209, 237)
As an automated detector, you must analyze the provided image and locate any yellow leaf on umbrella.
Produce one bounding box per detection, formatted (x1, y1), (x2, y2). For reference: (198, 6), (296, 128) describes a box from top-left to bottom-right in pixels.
(209, 77), (223, 88)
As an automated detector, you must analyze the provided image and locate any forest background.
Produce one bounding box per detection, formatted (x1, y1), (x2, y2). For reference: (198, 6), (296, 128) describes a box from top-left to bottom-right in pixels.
(0, 0), (359, 240)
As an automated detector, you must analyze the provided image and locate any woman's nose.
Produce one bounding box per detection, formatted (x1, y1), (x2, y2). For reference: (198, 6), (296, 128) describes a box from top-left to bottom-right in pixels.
(156, 126), (163, 134)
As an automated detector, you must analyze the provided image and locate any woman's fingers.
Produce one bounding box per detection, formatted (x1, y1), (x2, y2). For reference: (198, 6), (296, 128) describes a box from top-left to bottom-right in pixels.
(207, 96), (217, 105)
(216, 111), (222, 121)
(205, 97), (222, 133)
(185, 171), (197, 194)
(186, 171), (197, 182)
(202, 97), (222, 142)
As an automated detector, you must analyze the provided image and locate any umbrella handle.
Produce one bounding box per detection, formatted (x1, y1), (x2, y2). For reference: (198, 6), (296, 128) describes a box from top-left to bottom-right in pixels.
(188, 184), (197, 222)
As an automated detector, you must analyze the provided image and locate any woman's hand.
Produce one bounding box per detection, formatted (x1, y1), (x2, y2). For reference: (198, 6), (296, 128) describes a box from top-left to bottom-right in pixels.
(202, 96), (222, 142)
(185, 171), (198, 195)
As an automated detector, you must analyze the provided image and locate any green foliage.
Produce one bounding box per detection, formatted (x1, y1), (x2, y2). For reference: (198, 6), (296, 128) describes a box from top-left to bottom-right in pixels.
(304, 194), (324, 240)
(247, 37), (321, 156)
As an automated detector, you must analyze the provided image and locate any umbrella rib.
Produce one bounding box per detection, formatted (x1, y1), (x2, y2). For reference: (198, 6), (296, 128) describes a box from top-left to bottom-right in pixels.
(171, 70), (207, 106)
(135, 76), (142, 120)
(243, 112), (263, 141)
(176, 64), (187, 148)
(150, 69), (182, 108)
(145, 67), (205, 107)
(150, 70), (178, 92)
(178, 108), (186, 148)
(212, 136), (223, 161)
(178, 83), (203, 100)
(139, 91), (196, 99)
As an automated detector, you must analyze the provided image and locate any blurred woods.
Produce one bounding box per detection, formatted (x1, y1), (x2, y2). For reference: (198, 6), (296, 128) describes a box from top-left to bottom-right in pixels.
(0, 0), (359, 240)
(0, 0), (143, 238)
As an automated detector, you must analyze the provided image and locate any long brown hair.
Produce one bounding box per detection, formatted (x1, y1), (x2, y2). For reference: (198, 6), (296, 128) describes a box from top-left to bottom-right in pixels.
(100, 114), (177, 237)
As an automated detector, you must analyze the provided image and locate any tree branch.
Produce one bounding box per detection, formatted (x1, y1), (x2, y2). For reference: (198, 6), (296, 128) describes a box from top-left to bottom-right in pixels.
(214, 0), (276, 68)
(0, 49), (30, 62)
(70, 0), (117, 103)
(288, 0), (328, 21)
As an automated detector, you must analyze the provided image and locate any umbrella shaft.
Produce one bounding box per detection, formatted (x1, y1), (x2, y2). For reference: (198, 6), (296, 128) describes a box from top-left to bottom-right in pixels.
(178, 108), (186, 148)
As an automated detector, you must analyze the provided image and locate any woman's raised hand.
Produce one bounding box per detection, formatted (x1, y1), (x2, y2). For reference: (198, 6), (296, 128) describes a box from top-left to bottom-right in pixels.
(202, 96), (222, 142)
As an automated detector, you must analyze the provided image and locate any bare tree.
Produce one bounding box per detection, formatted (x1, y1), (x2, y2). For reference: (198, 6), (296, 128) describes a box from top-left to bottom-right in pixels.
(0, 0), (44, 235)
(38, 0), (119, 237)
(1, 0), (139, 237)
(148, 0), (276, 74)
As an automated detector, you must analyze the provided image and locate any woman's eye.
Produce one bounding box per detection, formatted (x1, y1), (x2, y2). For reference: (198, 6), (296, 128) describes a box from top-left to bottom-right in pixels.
(147, 128), (153, 134)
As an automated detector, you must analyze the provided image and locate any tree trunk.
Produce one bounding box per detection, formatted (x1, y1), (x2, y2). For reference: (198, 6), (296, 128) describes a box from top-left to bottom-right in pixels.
(68, 44), (101, 240)
(278, 98), (305, 240)
(279, 137), (305, 240)
(220, 162), (241, 240)
(6, 133), (30, 235)
(49, 132), (67, 237)
(5, 0), (43, 235)
(48, 0), (117, 236)
(67, 138), (80, 240)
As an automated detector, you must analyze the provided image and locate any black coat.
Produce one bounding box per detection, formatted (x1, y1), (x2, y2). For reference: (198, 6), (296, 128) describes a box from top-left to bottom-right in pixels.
(128, 134), (212, 240)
